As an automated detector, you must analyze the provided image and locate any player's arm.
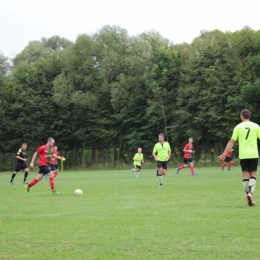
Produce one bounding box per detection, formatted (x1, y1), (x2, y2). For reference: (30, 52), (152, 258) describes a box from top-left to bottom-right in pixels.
(152, 149), (158, 161)
(167, 149), (171, 160)
(30, 152), (38, 168)
(16, 155), (27, 161)
(218, 139), (236, 162)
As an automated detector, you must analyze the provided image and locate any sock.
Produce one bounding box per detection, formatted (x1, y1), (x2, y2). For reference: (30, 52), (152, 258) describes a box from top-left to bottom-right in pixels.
(242, 179), (249, 195)
(54, 171), (58, 178)
(178, 165), (185, 170)
(191, 167), (195, 174)
(10, 173), (16, 182)
(222, 162), (226, 169)
(158, 175), (162, 184)
(28, 178), (38, 188)
(248, 177), (257, 194)
(49, 177), (55, 191)
(24, 172), (29, 181)
(228, 162), (233, 169)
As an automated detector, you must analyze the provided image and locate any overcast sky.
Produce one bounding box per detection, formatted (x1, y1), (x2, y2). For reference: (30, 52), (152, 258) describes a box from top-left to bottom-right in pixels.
(0, 0), (259, 57)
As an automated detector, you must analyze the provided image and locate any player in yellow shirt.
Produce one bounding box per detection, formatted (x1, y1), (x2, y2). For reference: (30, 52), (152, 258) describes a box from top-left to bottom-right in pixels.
(152, 133), (171, 187)
(218, 109), (260, 206)
(131, 148), (144, 178)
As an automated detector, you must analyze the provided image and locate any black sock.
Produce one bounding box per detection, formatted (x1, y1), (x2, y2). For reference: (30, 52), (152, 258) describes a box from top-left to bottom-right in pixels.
(24, 172), (29, 181)
(11, 173), (16, 182)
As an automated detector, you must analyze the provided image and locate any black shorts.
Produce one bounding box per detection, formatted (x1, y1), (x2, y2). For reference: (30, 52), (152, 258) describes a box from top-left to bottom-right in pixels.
(134, 165), (141, 170)
(157, 161), (168, 170)
(240, 158), (258, 173)
(38, 165), (52, 175)
(184, 158), (193, 164)
(51, 164), (60, 171)
(224, 156), (233, 163)
(14, 162), (28, 172)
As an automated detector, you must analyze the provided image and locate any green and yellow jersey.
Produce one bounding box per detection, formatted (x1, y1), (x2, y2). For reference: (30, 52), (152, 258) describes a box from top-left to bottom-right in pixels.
(133, 153), (143, 166)
(153, 142), (171, 161)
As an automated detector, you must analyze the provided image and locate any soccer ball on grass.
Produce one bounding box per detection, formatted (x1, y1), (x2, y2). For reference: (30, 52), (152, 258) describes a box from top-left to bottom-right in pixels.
(74, 189), (83, 196)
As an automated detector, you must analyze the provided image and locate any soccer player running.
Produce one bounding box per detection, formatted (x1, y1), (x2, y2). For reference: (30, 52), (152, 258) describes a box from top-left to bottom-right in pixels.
(131, 147), (144, 178)
(152, 133), (171, 187)
(176, 138), (197, 176)
(10, 143), (30, 185)
(50, 145), (61, 178)
(218, 109), (260, 206)
(25, 137), (61, 195)
(221, 149), (234, 171)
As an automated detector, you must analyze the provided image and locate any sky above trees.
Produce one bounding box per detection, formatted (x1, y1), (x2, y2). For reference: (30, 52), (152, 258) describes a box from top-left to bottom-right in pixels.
(0, 0), (259, 57)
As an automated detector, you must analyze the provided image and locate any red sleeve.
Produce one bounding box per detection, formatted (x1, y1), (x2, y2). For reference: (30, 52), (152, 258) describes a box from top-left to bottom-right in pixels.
(37, 145), (44, 154)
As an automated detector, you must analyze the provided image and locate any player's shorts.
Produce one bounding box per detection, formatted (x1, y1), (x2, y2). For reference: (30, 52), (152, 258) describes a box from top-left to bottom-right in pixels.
(50, 164), (60, 171)
(14, 162), (28, 172)
(184, 158), (193, 164)
(134, 165), (141, 170)
(157, 161), (168, 170)
(240, 158), (258, 173)
(224, 156), (233, 163)
(38, 165), (52, 175)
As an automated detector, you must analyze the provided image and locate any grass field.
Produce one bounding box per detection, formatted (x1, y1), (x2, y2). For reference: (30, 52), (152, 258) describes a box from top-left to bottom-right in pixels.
(1, 166), (260, 260)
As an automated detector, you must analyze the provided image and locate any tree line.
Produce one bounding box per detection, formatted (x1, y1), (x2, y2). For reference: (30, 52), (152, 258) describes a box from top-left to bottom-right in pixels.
(0, 25), (260, 168)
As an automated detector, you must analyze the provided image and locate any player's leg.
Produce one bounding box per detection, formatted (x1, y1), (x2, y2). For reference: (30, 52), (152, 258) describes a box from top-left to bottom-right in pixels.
(176, 159), (188, 174)
(48, 169), (60, 194)
(10, 169), (19, 185)
(228, 158), (233, 170)
(157, 162), (163, 187)
(135, 166), (140, 178)
(190, 161), (197, 176)
(23, 165), (29, 184)
(221, 162), (227, 170)
(241, 159), (257, 206)
(54, 165), (59, 178)
(25, 170), (44, 194)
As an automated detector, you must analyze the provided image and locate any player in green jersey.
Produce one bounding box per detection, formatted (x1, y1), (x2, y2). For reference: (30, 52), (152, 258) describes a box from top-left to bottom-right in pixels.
(218, 109), (260, 206)
(152, 133), (171, 187)
(131, 148), (144, 178)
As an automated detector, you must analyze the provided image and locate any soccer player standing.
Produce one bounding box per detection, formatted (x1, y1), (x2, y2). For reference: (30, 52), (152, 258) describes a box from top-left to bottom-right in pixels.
(152, 133), (171, 187)
(221, 149), (234, 171)
(218, 109), (260, 206)
(131, 148), (144, 178)
(9, 143), (30, 185)
(50, 145), (61, 178)
(176, 138), (197, 176)
(25, 137), (61, 195)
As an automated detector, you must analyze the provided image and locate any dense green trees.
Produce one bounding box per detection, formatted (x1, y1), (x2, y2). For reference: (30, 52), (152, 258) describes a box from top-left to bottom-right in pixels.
(1, 26), (260, 168)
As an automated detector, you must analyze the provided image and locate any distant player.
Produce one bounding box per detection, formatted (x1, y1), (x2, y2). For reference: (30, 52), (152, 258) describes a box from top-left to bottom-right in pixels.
(152, 133), (171, 187)
(176, 137), (197, 176)
(9, 143), (30, 185)
(131, 148), (144, 178)
(50, 145), (61, 178)
(221, 149), (234, 171)
(25, 137), (61, 195)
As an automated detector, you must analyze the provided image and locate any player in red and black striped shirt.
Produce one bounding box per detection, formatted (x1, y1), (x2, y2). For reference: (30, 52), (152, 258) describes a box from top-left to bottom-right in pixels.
(25, 137), (61, 195)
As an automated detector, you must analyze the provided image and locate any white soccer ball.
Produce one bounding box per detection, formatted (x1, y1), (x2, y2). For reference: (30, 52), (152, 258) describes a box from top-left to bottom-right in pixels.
(74, 189), (83, 196)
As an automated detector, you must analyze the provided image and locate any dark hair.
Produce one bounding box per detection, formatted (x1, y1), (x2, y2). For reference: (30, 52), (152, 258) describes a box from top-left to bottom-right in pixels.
(240, 109), (251, 119)
(158, 133), (165, 138)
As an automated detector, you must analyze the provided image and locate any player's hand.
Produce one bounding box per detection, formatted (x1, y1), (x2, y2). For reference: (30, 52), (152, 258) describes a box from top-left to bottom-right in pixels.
(30, 162), (34, 168)
(154, 157), (158, 161)
(24, 158), (27, 161)
(218, 154), (225, 162)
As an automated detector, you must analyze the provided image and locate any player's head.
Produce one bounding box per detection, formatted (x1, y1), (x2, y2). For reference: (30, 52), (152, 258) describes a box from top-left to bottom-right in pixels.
(22, 143), (27, 149)
(189, 138), (193, 143)
(137, 147), (142, 153)
(240, 109), (251, 120)
(47, 137), (55, 147)
(158, 133), (165, 143)
(54, 145), (58, 151)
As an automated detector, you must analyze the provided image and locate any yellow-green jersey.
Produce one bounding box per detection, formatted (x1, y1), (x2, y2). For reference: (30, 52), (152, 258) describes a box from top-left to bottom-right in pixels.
(153, 142), (171, 161)
(231, 121), (260, 159)
(133, 153), (143, 166)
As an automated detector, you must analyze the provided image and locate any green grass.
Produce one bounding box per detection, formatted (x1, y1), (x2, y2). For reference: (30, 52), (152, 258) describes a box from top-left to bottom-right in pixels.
(1, 166), (260, 260)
